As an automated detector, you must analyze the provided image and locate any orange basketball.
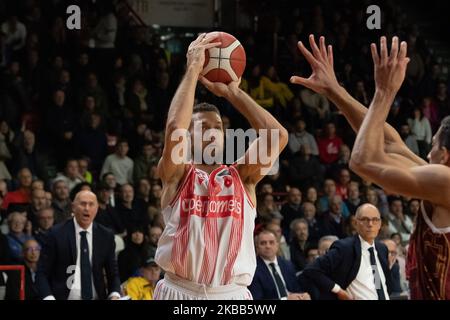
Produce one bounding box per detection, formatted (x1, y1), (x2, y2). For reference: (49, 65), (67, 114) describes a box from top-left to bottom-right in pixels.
(201, 32), (246, 84)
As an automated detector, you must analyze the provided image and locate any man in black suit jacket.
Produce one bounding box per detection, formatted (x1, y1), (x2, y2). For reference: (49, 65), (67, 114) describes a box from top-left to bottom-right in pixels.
(317, 195), (346, 239)
(248, 230), (310, 300)
(280, 188), (303, 239)
(36, 190), (121, 300)
(301, 204), (394, 300)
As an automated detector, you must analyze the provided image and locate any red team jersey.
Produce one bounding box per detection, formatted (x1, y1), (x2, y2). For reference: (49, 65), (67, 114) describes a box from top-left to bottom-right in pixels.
(155, 164), (257, 287)
(407, 201), (450, 299)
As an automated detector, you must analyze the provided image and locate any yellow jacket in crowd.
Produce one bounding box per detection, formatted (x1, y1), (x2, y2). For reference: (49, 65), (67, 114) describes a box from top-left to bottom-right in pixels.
(241, 76), (294, 109)
(124, 277), (155, 300)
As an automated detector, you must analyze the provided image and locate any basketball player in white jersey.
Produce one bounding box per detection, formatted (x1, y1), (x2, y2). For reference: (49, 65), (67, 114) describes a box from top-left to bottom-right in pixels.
(154, 32), (288, 300)
(290, 35), (450, 299)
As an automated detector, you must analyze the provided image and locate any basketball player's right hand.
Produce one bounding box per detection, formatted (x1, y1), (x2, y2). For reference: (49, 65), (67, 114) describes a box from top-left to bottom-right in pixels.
(186, 32), (222, 75)
(371, 36), (410, 94)
(198, 76), (241, 99)
(290, 34), (339, 96)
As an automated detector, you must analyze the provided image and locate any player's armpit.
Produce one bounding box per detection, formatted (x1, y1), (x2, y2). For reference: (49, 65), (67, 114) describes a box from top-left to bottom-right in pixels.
(352, 160), (450, 208)
(384, 141), (428, 166)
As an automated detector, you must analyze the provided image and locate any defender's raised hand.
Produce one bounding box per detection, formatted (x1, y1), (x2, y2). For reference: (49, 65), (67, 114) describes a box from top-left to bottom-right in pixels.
(186, 32), (222, 75)
(290, 35), (340, 96)
(371, 36), (410, 94)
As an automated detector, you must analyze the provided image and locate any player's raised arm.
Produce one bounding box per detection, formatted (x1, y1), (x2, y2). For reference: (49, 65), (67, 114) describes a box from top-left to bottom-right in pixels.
(199, 77), (288, 187)
(349, 36), (450, 208)
(290, 34), (426, 166)
(157, 33), (221, 183)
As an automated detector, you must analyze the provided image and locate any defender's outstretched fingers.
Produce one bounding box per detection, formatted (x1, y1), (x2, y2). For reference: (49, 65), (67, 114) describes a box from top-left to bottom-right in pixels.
(309, 34), (322, 61)
(380, 36), (388, 63)
(319, 36), (328, 62)
(298, 41), (318, 67)
(398, 41), (408, 60)
(327, 45), (334, 68)
(371, 43), (380, 65)
(390, 36), (399, 60)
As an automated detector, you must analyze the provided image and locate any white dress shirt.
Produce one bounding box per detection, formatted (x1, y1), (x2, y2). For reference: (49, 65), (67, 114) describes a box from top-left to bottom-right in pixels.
(67, 219), (97, 300)
(336, 236), (389, 300)
(109, 193), (116, 207)
(262, 257), (288, 299)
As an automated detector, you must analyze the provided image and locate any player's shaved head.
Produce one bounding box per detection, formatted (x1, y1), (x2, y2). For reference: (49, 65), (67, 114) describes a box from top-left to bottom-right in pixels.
(193, 103), (221, 116)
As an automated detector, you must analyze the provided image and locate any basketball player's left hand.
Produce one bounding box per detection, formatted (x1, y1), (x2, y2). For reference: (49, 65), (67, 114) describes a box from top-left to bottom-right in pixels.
(290, 35), (339, 96)
(199, 76), (241, 99)
(371, 36), (410, 94)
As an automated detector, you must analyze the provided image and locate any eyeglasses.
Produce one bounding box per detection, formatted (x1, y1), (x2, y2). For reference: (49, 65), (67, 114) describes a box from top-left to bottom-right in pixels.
(25, 247), (41, 253)
(388, 251), (398, 256)
(357, 217), (381, 224)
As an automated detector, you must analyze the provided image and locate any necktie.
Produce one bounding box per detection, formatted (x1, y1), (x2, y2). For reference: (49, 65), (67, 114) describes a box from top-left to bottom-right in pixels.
(269, 262), (288, 299)
(80, 231), (93, 300)
(368, 247), (386, 300)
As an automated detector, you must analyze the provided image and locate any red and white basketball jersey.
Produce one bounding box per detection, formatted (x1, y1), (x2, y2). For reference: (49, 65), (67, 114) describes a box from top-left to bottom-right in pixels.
(155, 164), (257, 287)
